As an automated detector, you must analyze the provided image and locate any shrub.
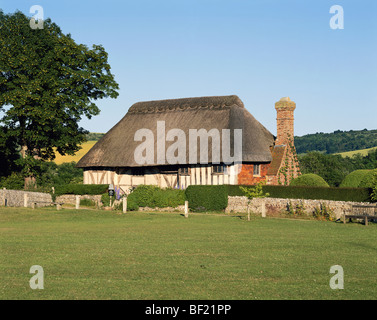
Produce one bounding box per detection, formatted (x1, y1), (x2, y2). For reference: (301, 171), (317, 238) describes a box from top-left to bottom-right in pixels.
(127, 185), (160, 208)
(80, 198), (96, 207)
(289, 174), (330, 187)
(340, 170), (372, 188)
(286, 200), (306, 216)
(126, 196), (139, 211)
(371, 172), (377, 202)
(0, 172), (24, 190)
(101, 193), (119, 207)
(185, 185), (228, 212)
(313, 203), (335, 221)
(127, 185), (186, 209)
(152, 188), (186, 208)
(359, 169), (377, 188)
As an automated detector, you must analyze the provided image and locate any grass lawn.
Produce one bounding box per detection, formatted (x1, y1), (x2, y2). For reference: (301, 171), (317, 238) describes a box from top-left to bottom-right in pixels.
(0, 207), (376, 300)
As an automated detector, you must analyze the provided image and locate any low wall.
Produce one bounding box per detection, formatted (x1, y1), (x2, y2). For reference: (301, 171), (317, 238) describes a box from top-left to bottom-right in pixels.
(0, 189), (52, 208)
(226, 196), (371, 220)
(55, 194), (102, 205)
(0, 189), (103, 208)
(1, 189), (371, 219)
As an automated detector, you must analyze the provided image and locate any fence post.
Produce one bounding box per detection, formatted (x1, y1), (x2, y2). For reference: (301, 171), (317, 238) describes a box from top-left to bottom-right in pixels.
(184, 201), (189, 218)
(2, 188), (6, 206)
(24, 193), (28, 208)
(261, 200), (266, 218)
(75, 195), (80, 210)
(123, 197), (127, 214)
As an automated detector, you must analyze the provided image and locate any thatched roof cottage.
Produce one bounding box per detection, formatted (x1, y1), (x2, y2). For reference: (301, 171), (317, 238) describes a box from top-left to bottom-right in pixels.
(76, 95), (300, 191)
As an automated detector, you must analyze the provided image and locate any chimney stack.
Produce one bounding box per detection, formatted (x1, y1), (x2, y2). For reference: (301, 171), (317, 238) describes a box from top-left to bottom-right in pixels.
(275, 97), (296, 146)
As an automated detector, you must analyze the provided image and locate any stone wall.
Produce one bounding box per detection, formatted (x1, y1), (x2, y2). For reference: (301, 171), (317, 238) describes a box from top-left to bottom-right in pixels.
(0, 189), (103, 208)
(226, 196), (371, 220)
(0, 189), (52, 208)
(55, 194), (102, 205)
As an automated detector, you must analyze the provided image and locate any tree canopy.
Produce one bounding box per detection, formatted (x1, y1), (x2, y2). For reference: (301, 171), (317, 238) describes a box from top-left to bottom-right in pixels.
(0, 11), (119, 169)
(295, 129), (377, 154)
(298, 150), (377, 187)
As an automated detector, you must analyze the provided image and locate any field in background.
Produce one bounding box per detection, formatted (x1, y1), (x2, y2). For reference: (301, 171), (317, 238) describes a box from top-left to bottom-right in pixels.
(1, 207), (376, 300)
(336, 146), (377, 158)
(53, 140), (97, 165)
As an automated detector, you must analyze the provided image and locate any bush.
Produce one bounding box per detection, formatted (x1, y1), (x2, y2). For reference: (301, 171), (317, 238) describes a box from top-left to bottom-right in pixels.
(340, 170), (372, 188)
(290, 174), (330, 187)
(185, 185), (228, 212)
(371, 172), (377, 202)
(359, 169), (377, 188)
(127, 185), (186, 209)
(0, 172), (24, 190)
(127, 185), (160, 208)
(152, 188), (186, 208)
(126, 196), (139, 211)
(101, 193), (113, 207)
(80, 198), (96, 207)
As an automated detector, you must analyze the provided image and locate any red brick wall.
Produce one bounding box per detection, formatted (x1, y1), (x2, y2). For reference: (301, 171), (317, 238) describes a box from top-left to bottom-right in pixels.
(276, 109), (295, 146)
(237, 163), (270, 185)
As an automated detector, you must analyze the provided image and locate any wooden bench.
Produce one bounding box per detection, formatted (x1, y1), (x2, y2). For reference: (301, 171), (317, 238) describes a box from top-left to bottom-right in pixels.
(31, 201), (64, 210)
(343, 204), (377, 226)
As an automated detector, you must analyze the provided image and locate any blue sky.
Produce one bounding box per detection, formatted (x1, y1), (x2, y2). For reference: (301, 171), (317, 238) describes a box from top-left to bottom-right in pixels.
(1, 0), (377, 136)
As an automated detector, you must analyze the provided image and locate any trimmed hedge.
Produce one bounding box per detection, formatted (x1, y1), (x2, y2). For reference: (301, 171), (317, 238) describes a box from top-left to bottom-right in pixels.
(185, 185), (228, 211)
(127, 185), (186, 209)
(289, 174), (330, 187)
(226, 185), (373, 203)
(54, 184), (109, 196)
(359, 169), (377, 188)
(340, 170), (372, 188)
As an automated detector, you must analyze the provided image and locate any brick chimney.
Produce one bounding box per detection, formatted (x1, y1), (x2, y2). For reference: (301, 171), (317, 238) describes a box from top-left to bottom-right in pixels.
(275, 97), (296, 146)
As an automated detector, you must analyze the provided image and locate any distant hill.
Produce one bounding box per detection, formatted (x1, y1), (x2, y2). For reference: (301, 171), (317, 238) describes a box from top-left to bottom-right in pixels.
(294, 129), (377, 155)
(53, 133), (104, 164)
(53, 140), (97, 165)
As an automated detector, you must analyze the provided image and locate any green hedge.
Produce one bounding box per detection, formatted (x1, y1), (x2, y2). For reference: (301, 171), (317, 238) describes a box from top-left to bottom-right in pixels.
(289, 174), (330, 187)
(54, 184), (109, 196)
(127, 185), (186, 209)
(340, 170), (372, 188)
(226, 185), (373, 203)
(185, 185), (228, 211)
(359, 169), (377, 188)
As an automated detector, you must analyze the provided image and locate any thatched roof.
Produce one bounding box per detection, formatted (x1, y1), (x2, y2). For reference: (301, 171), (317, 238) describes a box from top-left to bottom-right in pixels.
(76, 95), (275, 168)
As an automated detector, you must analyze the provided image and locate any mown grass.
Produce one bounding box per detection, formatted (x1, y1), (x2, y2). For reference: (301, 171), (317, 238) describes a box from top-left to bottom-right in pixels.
(0, 207), (376, 300)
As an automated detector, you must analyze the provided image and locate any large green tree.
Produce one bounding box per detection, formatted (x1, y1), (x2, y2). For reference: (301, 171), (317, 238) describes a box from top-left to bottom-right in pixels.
(0, 11), (119, 174)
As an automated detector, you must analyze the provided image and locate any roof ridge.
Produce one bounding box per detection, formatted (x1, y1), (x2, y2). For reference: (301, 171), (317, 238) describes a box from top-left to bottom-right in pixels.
(128, 95), (244, 114)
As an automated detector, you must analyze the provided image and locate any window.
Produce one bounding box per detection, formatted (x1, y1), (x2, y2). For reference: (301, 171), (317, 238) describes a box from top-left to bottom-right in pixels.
(213, 164), (227, 174)
(253, 164), (261, 176)
(179, 167), (190, 176)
